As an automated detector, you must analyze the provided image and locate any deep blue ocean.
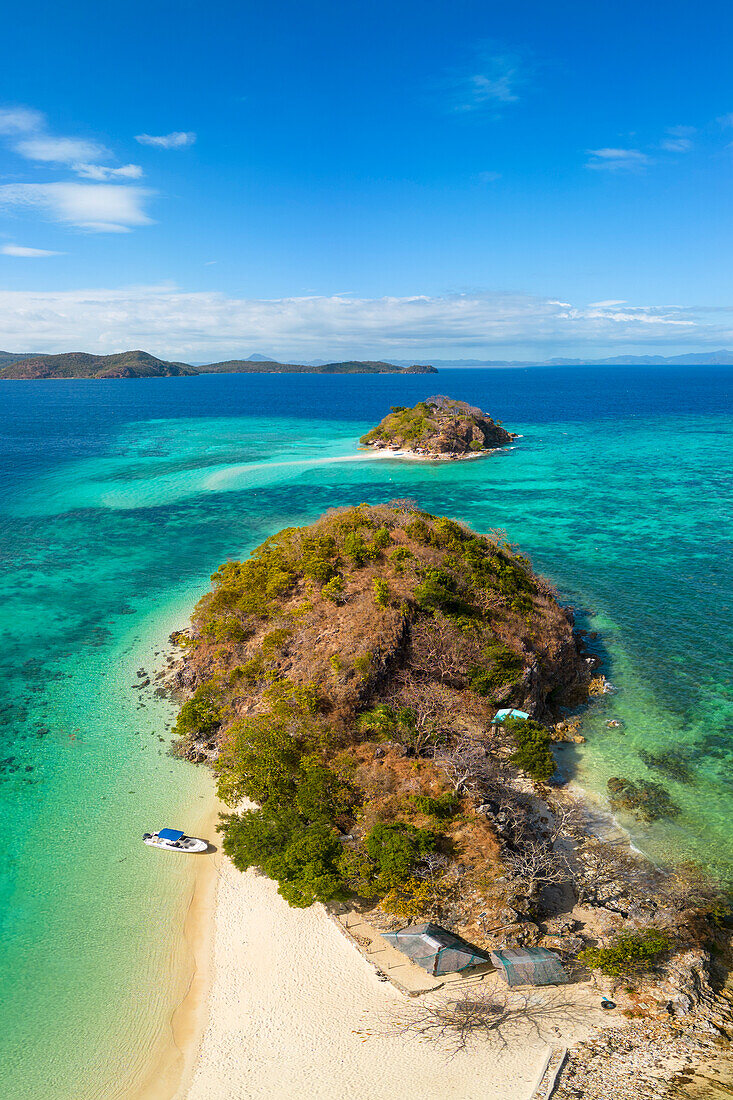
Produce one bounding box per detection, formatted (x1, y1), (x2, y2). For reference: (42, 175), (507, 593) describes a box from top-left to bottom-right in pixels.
(0, 366), (731, 1098)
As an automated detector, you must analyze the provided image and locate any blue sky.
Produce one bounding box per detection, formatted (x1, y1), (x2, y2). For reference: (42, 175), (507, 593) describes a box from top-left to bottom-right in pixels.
(2, 0), (733, 360)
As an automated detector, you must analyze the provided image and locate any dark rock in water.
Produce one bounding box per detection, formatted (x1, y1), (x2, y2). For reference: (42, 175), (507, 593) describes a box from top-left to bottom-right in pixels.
(639, 748), (695, 784)
(607, 776), (681, 822)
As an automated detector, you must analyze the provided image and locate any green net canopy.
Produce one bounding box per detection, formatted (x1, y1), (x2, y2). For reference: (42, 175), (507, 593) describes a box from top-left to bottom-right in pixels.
(490, 947), (568, 987)
(383, 923), (491, 976)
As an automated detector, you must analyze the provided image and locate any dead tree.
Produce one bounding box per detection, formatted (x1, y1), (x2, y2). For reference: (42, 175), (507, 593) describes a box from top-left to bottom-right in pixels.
(383, 988), (584, 1056)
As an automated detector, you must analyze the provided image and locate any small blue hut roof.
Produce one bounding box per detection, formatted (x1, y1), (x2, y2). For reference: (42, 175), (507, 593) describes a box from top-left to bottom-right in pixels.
(493, 708), (530, 723)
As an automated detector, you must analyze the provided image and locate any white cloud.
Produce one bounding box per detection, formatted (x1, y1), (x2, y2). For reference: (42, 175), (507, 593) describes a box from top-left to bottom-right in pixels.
(660, 137), (692, 152)
(135, 131), (196, 148)
(73, 163), (144, 180)
(15, 135), (110, 164)
(0, 287), (710, 361)
(1, 243), (64, 257)
(586, 147), (651, 170)
(0, 106), (45, 134)
(477, 170), (502, 183)
(660, 126), (695, 153)
(0, 183), (154, 232)
(447, 48), (522, 112)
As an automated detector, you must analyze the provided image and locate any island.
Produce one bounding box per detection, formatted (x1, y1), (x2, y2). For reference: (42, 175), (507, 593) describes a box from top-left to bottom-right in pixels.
(200, 359), (438, 375)
(360, 395), (516, 458)
(0, 350), (197, 379)
(0, 349), (438, 380)
(167, 501), (727, 1089)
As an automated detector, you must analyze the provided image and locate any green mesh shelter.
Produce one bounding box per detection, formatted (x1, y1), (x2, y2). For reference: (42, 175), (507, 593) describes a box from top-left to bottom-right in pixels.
(489, 947), (568, 987)
(383, 923), (490, 976)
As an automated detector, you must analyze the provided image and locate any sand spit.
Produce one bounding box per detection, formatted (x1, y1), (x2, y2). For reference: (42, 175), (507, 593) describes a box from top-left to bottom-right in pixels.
(178, 857), (609, 1100)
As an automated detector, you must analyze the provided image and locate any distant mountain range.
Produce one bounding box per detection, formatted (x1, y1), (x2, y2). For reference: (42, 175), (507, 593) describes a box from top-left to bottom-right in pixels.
(0, 351), (437, 379)
(388, 350), (733, 368)
(2, 347), (733, 379)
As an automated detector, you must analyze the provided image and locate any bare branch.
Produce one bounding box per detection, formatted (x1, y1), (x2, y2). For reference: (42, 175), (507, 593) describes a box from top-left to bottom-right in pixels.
(382, 989), (587, 1056)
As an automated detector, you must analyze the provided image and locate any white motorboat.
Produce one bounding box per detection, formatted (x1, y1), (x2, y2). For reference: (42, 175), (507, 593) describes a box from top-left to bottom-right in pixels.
(143, 828), (208, 853)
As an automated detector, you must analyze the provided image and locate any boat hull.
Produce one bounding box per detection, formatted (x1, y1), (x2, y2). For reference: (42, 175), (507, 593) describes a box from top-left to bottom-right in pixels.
(143, 834), (208, 853)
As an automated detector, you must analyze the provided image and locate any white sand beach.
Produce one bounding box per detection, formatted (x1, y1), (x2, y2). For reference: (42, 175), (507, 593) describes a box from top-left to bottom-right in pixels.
(175, 855), (611, 1100)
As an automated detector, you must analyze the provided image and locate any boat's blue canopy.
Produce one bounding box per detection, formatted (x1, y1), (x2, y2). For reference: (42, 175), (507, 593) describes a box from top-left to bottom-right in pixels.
(158, 828), (184, 841)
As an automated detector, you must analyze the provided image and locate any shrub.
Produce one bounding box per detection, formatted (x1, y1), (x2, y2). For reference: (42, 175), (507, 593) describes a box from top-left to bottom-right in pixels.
(403, 518), (433, 543)
(373, 578), (390, 608)
(173, 679), (224, 741)
(372, 526), (392, 551)
(215, 715), (302, 805)
(504, 717), (556, 782)
(228, 652), (267, 686)
(357, 704), (415, 740)
(408, 792), (460, 820)
(579, 931), (671, 977)
(389, 546), (415, 573)
(322, 574), (347, 604)
(363, 822), (437, 892)
(414, 569), (473, 616)
(262, 628), (292, 656)
(344, 531), (368, 566)
(467, 639), (523, 698)
(220, 805), (346, 908)
(353, 651), (373, 680)
(381, 875), (453, 919)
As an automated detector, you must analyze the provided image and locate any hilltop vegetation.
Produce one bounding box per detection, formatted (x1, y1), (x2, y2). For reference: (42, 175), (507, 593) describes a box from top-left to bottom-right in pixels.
(361, 396), (516, 457)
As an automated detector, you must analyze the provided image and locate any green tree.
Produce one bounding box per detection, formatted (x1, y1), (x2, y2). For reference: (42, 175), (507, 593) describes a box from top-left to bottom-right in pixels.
(579, 931), (671, 977)
(220, 805), (346, 908)
(215, 716), (301, 805)
(504, 717), (556, 782)
(173, 679), (224, 741)
(363, 822), (437, 891)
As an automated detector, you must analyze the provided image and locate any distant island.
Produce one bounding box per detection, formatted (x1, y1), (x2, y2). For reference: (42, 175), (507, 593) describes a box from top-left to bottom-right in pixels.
(0, 350), (437, 380)
(360, 395), (516, 459)
(199, 359), (436, 375)
(0, 350), (196, 379)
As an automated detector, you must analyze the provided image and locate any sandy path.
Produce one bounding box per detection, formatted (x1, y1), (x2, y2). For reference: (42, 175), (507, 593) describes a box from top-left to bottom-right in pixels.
(180, 858), (600, 1100)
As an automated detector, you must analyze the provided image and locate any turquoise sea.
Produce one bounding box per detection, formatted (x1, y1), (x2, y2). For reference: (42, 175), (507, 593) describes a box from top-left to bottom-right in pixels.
(0, 367), (731, 1099)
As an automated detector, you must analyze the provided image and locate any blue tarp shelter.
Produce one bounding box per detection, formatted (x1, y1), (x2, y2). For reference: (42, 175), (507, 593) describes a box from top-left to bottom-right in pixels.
(158, 828), (184, 841)
(493, 708), (530, 723)
(383, 923), (491, 976)
(490, 947), (568, 987)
